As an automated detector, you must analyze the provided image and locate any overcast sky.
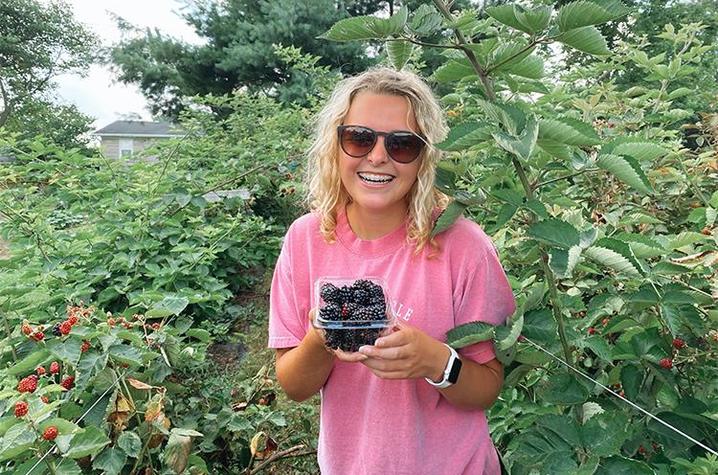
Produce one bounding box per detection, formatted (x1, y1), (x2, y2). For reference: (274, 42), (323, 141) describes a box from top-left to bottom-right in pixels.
(55, 0), (201, 130)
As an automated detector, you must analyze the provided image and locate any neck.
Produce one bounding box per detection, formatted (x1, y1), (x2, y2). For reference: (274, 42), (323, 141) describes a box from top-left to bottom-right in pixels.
(346, 202), (409, 240)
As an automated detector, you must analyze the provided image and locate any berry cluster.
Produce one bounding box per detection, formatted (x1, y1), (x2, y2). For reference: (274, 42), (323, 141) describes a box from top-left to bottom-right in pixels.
(318, 279), (388, 352)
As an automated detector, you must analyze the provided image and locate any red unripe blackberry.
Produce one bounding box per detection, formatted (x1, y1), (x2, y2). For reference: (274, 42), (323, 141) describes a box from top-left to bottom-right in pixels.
(60, 376), (75, 390)
(14, 401), (28, 417)
(31, 331), (45, 341)
(659, 358), (673, 369)
(18, 376), (38, 393)
(42, 426), (58, 441)
(36, 366), (46, 376)
(21, 323), (33, 335)
(49, 362), (60, 374)
(587, 327), (596, 335)
(672, 338), (686, 349)
(68, 315), (79, 326)
(41, 396), (49, 403)
(59, 321), (72, 335)
(81, 340), (91, 352)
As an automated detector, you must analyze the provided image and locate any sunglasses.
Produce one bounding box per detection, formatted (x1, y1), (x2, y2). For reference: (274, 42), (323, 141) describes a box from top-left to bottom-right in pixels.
(337, 125), (425, 164)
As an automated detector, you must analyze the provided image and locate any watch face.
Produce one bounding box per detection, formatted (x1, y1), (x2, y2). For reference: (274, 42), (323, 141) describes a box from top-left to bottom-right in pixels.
(447, 357), (462, 384)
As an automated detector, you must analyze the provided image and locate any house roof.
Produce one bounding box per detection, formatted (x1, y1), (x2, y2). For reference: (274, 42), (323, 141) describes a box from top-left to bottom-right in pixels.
(94, 120), (184, 138)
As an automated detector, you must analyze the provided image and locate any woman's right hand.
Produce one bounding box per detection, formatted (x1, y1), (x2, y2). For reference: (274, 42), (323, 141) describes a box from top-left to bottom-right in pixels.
(309, 308), (367, 363)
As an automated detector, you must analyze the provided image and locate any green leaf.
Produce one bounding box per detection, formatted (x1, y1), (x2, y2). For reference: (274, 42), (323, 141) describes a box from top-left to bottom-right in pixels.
(580, 411), (630, 457)
(54, 459), (82, 475)
(614, 233), (664, 258)
(64, 426), (111, 459)
(46, 337), (83, 366)
(320, 6), (408, 41)
(433, 59), (475, 83)
(538, 372), (589, 404)
(611, 142), (669, 161)
(621, 364), (641, 400)
(594, 456), (656, 474)
(186, 328), (211, 342)
(146, 295), (189, 318)
(549, 246), (582, 278)
(409, 4), (443, 36)
(437, 122), (492, 151)
(537, 140), (572, 160)
(446, 321), (495, 348)
(93, 447), (127, 475)
(489, 41), (535, 72)
(558, 26), (610, 55)
(584, 238), (644, 276)
(431, 201), (467, 237)
(514, 6), (552, 34)
(538, 118), (601, 146)
(108, 344), (143, 367)
(665, 231), (708, 250)
(495, 312), (523, 351)
(527, 219), (581, 249)
(434, 163), (456, 194)
(486, 5), (526, 32)
(492, 116), (538, 160)
(506, 55), (544, 79)
(596, 154), (653, 194)
(557, 1), (630, 32)
(386, 39), (413, 70)
(0, 423), (35, 462)
(6, 349), (49, 376)
(118, 430), (142, 457)
(76, 350), (108, 390)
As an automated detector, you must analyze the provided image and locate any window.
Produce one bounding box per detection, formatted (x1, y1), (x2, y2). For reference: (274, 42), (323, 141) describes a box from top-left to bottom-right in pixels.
(119, 138), (134, 158)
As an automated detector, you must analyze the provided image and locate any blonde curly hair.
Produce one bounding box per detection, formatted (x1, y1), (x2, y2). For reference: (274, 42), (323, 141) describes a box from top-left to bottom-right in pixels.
(305, 66), (449, 253)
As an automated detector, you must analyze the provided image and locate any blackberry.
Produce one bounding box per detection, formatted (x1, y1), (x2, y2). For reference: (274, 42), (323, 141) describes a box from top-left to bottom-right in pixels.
(320, 283), (342, 305)
(353, 304), (387, 321)
(351, 288), (370, 305)
(52, 323), (62, 337)
(319, 303), (342, 321)
(337, 285), (353, 304)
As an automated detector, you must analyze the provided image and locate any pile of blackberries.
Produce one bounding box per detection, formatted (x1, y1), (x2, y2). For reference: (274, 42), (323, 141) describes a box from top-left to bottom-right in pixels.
(318, 279), (388, 352)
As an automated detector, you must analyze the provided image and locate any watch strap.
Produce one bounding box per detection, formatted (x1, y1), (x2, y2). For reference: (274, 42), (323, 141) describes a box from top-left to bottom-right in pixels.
(425, 344), (462, 389)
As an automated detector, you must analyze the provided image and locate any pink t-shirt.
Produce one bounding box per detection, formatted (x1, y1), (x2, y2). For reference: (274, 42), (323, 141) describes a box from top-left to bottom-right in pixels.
(268, 210), (515, 475)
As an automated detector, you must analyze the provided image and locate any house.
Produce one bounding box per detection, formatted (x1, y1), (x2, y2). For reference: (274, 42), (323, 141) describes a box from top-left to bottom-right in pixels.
(94, 120), (183, 159)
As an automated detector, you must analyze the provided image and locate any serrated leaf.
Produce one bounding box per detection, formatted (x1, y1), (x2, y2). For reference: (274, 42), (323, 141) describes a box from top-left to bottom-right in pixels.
(433, 59), (476, 83)
(118, 430), (142, 457)
(64, 426), (111, 458)
(527, 219), (581, 249)
(147, 295), (189, 318)
(386, 39), (413, 70)
(549, 245), (582, 278)
(594, 456), (655, 475)
(557, 1), (630, 32)
(108, 344), (143, 366)
(515, 6), (551, 34)
(93, 447), (126, 475)
(506, 54), (544, 79)
(446, 321), (495, 348)
(495, 312), (523, 351)
(665, 231), (708, 250)
(489, 41), (535, 72)
(596, 153), (653, 194)
(54, 459), (82, 475)
(486, 5), (526, 32)
(537, 139), (572, 160)
(164, 432), (192, 474)
(492, 116), (538, 160)
(538, 118), (601, 146)
(611, 142), (669, 161)
(558, 26), (610, 55)
(7, 349), (49, 376)
(46, 337), (83, 366)
(581, 402), (605, 423)
(584, 239), (644, 276)
(437, 122), (492, 151)
(539, 373), (589, 404)
(320, 6), (407, 41)
(431, 201), (467, 237)
(434, 163), (456, 193)
(614, 232), (664, 258)
(410, 4), (443, 35)
(0, 423), (35, 462)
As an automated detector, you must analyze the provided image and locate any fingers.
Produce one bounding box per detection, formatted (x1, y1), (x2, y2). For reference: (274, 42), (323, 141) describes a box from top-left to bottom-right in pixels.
(332, 348), (368, 362)
(357, 344), (404, 360)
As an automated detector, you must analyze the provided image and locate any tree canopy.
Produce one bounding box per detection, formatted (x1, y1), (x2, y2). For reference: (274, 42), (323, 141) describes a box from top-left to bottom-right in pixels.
(0, 0), (97, 128)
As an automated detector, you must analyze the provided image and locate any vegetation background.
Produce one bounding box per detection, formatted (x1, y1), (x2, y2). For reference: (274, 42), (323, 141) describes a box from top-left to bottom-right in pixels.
(1, 0), (717, 474)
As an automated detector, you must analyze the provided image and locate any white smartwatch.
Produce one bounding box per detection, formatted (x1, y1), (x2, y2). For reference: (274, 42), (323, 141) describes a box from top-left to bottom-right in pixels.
(425, 344), (462, 389)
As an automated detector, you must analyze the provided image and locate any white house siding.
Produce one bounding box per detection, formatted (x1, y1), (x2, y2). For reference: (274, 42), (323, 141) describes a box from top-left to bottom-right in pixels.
(101, 138), (120, 159)
(100, 137), (165, 159)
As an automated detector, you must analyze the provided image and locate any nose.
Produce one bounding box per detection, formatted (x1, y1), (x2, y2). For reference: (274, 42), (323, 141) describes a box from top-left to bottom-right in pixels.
(366, 136), (389, 166)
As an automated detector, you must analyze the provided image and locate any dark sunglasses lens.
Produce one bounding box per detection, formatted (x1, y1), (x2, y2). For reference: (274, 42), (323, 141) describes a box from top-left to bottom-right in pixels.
(340, 127), (376, 157)
(386, 133), (423, 163)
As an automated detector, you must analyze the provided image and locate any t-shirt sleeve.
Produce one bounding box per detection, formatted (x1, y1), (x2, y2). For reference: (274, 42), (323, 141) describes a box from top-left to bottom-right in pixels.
(267, 230), (308, 349)
(453, 232), (515, 364)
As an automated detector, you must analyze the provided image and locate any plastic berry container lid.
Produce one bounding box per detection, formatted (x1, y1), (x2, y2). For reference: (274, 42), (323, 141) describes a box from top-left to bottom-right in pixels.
(313, 277), (394, 330)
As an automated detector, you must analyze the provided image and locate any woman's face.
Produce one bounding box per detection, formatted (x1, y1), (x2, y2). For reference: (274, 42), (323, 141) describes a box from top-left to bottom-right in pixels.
(338, 92), (422, 219)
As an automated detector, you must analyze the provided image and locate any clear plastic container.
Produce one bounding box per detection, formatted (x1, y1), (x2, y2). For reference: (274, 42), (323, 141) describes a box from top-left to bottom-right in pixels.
(313, 277), (394, 352)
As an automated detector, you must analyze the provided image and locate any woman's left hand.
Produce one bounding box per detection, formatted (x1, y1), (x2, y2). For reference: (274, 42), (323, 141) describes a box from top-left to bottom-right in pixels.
(358, 322), (449, 380)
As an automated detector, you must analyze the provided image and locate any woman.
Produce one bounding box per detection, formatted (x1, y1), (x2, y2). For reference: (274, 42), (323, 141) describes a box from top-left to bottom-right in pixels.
(268, 67), (515, 474)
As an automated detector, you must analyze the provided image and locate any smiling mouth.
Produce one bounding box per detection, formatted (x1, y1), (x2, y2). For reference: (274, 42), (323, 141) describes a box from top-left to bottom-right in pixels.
(357, 172), (395, 184)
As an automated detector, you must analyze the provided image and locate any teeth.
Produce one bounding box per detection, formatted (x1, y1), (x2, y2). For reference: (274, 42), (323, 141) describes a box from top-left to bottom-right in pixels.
(358, 173), (393, 183)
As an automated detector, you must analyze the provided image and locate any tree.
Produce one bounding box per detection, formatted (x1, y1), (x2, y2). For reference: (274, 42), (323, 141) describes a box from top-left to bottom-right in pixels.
(0, 0), (97, 128)
(5, 98), (94, 150)
(109, 0), (391, 118)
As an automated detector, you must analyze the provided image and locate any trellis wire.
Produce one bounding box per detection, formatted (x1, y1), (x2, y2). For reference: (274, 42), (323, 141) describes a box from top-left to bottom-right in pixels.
(24, 370), (125, 475)
(522, 336), (718, 457)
